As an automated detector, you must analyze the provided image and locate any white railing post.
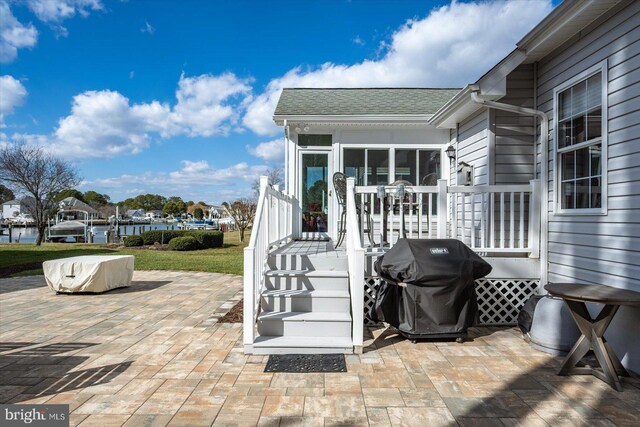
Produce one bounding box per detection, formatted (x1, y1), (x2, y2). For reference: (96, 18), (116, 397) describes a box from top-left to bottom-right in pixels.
(346, 178), (365, 353)
(529, 179), (541, 258)
(243, 175), (270, 351)
(437, 179), (448, 238)
(243, 246), (256, 350)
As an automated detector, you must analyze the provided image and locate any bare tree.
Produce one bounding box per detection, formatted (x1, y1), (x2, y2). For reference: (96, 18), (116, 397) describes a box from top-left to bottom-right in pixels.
(0, 144), (81, 245)
(223, 198), (256, 243)
(252, 167), (283, 195)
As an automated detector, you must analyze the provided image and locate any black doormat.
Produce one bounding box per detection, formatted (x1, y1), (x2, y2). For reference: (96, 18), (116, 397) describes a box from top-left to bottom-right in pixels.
(264, 354), (347, 373)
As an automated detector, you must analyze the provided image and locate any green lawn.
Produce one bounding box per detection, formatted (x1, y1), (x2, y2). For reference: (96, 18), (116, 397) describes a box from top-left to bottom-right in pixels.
(0, 230), (249, 277)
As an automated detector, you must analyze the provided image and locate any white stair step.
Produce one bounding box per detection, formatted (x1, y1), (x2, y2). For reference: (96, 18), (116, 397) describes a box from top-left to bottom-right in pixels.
(257, 311), (352, 337)
(265, 270), (347, 278)
(260, 289), (350, 312)
(261, 289), (349, 298)
(258, 311), (351, 321)
(264, 270), (349, 291)
(268, 253), (348, 271)
(253, 335), (353, 354)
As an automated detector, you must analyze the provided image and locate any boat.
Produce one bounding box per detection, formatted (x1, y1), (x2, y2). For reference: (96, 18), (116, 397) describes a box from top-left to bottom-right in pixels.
(178, 220), (219, 230)
(48, 208), (89, 242)
(48, 221), (87, 242)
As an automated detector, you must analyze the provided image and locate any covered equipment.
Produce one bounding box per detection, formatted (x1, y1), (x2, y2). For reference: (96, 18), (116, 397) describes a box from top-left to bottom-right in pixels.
(43, 255), (134, 293)
(369, 239), (492, 340)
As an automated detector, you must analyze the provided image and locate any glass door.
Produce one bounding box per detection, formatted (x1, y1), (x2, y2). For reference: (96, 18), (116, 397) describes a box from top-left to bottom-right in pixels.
(300, 152), (329, 235)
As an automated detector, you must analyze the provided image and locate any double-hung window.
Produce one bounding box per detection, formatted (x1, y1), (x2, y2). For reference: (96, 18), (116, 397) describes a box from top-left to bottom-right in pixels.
(556, 64), (606, 213)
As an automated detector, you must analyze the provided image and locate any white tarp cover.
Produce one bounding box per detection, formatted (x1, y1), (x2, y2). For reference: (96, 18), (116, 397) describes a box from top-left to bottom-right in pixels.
(43, 255), (134, 293)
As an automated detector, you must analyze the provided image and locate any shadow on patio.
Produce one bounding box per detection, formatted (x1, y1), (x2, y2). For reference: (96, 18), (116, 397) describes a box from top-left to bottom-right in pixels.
(0, 342), (133, 403)
(367, 326), (640, 425)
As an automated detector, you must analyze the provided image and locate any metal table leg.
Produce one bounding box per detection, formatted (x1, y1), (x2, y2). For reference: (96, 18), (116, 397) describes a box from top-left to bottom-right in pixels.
(559, 300), (629, 391)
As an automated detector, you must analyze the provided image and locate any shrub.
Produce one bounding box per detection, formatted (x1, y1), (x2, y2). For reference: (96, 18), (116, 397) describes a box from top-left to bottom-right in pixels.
(188, 230), (224, 249)
(123, 235), (144, 247)
(168, 236), (200, 251)
(140, 229), (224, 249)
(140, 229), (185, 245)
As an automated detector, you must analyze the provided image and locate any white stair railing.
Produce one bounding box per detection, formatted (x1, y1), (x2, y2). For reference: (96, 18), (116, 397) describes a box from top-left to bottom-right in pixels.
(244, 176), (299, 351)
(345, 177), (365, 353)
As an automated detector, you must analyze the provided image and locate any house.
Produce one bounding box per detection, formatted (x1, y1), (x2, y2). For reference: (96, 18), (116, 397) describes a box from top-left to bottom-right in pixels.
(126, 209), (146, 219)
(2, 199), (23, 220)
(243, 0), (640, 374)
(59, 197), (100, 219)
(145, 210), (163, 219)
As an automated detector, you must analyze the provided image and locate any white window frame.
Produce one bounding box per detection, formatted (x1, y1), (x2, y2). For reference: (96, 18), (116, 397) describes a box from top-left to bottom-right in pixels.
(553, 60), (608, 215)
(339, 144), (445, 185)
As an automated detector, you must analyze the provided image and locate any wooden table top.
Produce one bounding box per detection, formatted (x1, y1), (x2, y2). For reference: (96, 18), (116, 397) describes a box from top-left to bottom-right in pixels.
(545, 282), (640, 305)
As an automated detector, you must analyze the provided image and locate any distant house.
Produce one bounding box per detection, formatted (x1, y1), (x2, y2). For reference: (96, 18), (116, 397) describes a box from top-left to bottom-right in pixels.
(59, 197), (100, 219)
(2, 199), (23, 220)
(208, 205), (228, 219)
(145, 210), (163, 219)
(126, 209), (146, 219)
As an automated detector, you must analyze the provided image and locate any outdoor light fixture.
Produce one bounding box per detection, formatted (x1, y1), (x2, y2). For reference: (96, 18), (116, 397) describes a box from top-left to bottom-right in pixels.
(445, 145), (456, 161)
(294, 124), (310, 133)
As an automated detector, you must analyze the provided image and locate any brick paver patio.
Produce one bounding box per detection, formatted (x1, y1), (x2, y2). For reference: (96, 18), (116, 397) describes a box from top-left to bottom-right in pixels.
(1, 272), (639, 426)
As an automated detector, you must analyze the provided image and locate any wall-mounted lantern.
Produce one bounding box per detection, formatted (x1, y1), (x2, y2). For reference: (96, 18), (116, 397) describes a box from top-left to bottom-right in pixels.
(445, 145), (456, 162)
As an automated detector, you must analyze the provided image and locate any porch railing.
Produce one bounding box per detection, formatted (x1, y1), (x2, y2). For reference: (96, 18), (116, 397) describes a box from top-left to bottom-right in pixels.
(243, 176), (298, 349)
(353, 179), (541, 258)
(345, 177), (365, 352)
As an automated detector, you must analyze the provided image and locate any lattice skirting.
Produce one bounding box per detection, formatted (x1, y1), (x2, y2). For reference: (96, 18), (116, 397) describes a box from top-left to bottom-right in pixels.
(363, 277), (540, 326)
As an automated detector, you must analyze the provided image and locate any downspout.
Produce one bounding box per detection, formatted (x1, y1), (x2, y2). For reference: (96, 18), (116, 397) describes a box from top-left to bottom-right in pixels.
(283, 119), (289, 194)
(469, 86), (549, 286)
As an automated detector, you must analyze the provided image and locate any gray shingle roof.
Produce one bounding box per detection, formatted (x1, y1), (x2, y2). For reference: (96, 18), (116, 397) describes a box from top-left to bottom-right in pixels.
(274, 88), (462, 116)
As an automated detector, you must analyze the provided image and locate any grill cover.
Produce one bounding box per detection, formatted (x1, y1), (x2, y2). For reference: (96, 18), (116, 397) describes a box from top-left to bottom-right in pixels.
(369, 239), (492, 336)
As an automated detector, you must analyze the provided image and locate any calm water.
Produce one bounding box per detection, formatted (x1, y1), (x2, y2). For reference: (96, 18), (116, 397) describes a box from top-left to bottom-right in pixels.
(0, 223), (179, 244)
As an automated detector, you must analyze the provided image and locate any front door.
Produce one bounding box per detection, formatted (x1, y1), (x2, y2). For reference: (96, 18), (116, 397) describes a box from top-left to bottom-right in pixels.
(300, 152), (330, 239)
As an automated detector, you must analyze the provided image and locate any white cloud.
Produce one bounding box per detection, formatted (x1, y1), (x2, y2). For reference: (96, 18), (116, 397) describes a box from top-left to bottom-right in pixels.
(243, 0), (553, 136)
(140, 20), (154, 35)
(247, 138), (284, 163)
(0, 75), (28, 127)
(83, 160), (269, 202)
(26, 0), (102, 23)
(5, 72), (253, 159)
(352, 35), (365, 46)
(171, 72), (253, 137)
(0, 1), (38, 63)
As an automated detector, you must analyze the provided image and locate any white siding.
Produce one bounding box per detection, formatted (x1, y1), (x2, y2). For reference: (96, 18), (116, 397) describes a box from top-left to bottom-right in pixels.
(536, 0), (640, 372)
(493, 64), (536, 185)
(456, 109), (490, 185)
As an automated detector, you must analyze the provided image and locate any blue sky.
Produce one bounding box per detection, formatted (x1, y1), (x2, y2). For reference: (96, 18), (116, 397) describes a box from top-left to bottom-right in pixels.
(0, 0), (557, 204)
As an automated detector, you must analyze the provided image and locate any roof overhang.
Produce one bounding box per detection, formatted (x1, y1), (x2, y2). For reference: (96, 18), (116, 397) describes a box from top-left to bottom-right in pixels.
(429, 0), (624, 129)
(273, 114), (433, 126)
(429, 50), (528, 129)
(517, 0), (623, 62)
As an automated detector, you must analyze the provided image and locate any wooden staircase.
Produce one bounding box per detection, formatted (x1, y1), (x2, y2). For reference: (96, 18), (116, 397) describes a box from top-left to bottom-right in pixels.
(251, 240), (353, 354)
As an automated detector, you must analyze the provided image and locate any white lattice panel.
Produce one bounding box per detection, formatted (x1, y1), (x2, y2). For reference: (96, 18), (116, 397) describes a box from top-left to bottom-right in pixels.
(363, 277), (540, 326)
(475, 279), (540, 325)
(364, 277), (382, 325)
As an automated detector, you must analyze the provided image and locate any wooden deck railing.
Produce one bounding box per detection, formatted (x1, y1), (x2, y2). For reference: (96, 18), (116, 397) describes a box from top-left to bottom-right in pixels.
(353, 179), (541, 257)
(243, 177), (299, 350)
